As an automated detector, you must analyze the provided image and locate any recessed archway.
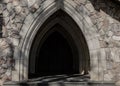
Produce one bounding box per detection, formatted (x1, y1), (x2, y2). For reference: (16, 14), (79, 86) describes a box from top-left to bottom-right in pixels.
(36, 26), (79, 77)
(29, 10), (90, 79)
(17, 0), (102, 81)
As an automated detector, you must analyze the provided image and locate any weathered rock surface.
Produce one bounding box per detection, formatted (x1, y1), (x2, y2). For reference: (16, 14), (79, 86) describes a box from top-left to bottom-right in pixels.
(0, 0), (120, 85)
(0, 38), (13, 85)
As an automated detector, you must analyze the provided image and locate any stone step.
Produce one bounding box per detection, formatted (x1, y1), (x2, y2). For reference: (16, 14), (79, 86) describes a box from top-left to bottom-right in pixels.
(3, 81), (115, 86)
(3, 75), (115, 86)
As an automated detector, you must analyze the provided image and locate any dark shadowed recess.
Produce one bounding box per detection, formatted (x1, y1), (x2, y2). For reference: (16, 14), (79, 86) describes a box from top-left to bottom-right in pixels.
(29, 10), (90, 79)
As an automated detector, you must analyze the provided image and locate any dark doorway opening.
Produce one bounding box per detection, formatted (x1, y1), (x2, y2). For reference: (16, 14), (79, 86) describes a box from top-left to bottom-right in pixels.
(29, 10), (90, 79)
(36, 31), (77, 76)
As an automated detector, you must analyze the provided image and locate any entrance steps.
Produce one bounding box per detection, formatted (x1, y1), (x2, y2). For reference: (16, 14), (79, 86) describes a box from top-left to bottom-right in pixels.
(3, 75), (115, 86)
(4, 81), (115, 86)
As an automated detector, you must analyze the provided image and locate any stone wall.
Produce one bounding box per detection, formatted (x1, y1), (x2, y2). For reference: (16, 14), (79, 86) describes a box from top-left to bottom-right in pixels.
(0, 38), (13, 85)
(0, 0), (120, 85)
(87, 0), (120, 85)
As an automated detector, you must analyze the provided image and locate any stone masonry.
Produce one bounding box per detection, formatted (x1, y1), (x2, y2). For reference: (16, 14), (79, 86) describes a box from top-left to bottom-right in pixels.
(0, 0), (120, 85)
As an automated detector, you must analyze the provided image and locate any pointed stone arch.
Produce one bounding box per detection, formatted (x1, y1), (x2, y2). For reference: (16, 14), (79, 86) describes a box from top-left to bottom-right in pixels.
(28, 10), (90, 78)
(14, 0), (102, 81)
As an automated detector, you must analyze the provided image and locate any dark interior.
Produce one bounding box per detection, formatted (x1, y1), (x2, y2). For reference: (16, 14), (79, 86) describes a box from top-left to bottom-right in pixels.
(29, 10), (90, 79)
(35, 31), (78, 76)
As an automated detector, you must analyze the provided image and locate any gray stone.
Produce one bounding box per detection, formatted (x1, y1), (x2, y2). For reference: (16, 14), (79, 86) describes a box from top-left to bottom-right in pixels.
(89, 13), (98, 25)
(2, 26), (8, 37)
(10, 38), (19, 46)
(19, 0), (28, 7)
(20, 7), (29, 17)
(9, 29), (20, 38)
(7, 3), (13, 12)
(27, 0), (36, 7)
(6, 22), (12, 30)
(111, 24), (120, 33)
(115, 32), (120, 36)
(107, 31), (113, 37)
(113, 41), (120, 47)
(0, 4), (3, 13)
(112, 36), (120, 41)
(14, 23), (22, 31)
(79, 5), (90, 16)
(108, 17), (114, 24)
(73, 0), (87, 5)
(1, 3), (7, 11)
(14, 15), (25, 23)
(3, 0), (10, 3)
(5, 69), (12, 76)
(116, 80), (120, 86)
(3, 9), (9, 17)
(104, 71), (113, 81)
(96, 21), (103, 30)
(0, 68), (6, 74)
(12, 0), (20, 6)
(4, 17), (10, 25)
(0, 0), (120, 83)
(14, 6), (22, 14)
(32, 3), (39, 10)
(85, 3), (95, 13)
(0, 38), (13, 84)
(2, 64), (8, 69)
(99, 41), (108, 48)
(9, 11), (16, 20)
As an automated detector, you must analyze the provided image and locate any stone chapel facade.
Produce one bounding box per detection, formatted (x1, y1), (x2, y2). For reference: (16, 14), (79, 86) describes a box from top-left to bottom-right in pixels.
(0, 0), (120, 85)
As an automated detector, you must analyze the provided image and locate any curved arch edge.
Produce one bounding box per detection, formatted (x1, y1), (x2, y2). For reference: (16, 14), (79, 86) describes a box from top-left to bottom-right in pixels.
(14, 0), (101, 81)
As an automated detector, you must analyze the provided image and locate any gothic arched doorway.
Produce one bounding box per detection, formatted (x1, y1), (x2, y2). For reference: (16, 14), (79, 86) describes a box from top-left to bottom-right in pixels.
(36, 25), (79, 77)
(29, 10), (90, 79)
